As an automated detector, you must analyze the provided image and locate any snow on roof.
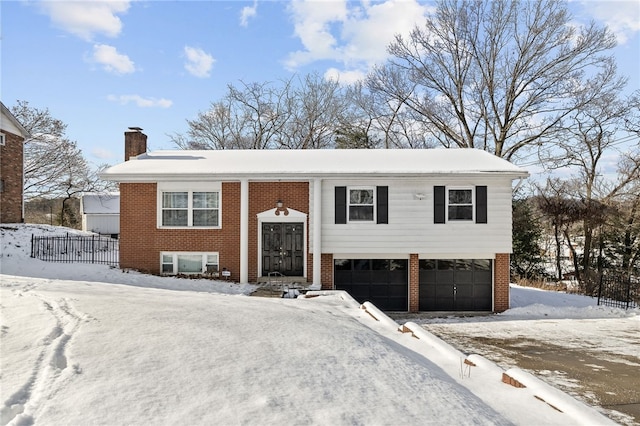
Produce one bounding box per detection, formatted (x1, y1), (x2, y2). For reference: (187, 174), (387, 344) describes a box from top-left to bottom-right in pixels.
(1, 101), (29, 138)
(81, 193), (120, 214)
(101, 148), (529, 181)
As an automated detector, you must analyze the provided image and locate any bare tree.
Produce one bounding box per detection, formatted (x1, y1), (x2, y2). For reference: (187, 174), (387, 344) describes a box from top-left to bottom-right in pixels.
(536, 179), (584, 281)
(367, 0), (617, 160)
(10, 101), (105, 201)
(170, 73), (350, 150)
(282, 73), (347, 149)
(11, 101), (116, 225)
(347, 80), (432, 149)
(541, 67), (640, 281)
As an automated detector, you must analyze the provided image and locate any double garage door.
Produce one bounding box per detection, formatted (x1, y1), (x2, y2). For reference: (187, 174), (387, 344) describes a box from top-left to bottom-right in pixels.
(334, 258), (492, 311)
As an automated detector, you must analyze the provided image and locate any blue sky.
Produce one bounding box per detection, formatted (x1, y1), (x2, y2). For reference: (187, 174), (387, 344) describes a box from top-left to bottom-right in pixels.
(3, 0), (639, 169)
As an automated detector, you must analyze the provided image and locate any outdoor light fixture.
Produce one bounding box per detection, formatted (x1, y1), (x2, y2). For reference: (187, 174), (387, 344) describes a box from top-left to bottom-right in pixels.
(276, 200), (283, 208)
(414, 193), (426, 200)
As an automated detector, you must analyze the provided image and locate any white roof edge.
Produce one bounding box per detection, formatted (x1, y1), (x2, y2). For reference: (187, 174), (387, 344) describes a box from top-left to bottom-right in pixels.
(0, 102), (29, 138)
(101, 171), (529, 182)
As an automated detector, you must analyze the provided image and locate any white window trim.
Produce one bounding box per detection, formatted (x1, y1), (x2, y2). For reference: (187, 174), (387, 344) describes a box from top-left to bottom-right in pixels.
(446, 187), (474, 222)
(157, 182), (222, 229)
(0, 133), (5, 146)
(160, 251), (219, 275)
(347, 186), (376, 223)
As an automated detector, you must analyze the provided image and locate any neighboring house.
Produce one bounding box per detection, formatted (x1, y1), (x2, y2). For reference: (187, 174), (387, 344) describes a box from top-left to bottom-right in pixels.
(80, 193), (120, 236)
(0, 102), (29, 223)
(101, 129), (529, 312)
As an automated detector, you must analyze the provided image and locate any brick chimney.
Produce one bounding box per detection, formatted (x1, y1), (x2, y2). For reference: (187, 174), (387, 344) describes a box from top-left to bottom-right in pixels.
(124, 127), (147, 161)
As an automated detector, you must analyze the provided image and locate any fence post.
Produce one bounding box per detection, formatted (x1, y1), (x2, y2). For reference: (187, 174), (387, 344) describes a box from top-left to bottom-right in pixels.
(625, 275), (631, 310)
(596, 273), (603, 306)
(30, 234), (35, 258)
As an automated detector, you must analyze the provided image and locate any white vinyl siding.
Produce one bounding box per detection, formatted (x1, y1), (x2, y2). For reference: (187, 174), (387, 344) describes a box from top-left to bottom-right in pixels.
(82, 214), (120, 235)
(319, 178), (514, 255)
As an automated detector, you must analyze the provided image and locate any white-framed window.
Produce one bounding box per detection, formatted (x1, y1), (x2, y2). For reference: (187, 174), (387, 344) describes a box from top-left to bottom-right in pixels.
(0, 133), (5, 146)
(158, 182), (221, 228)
(348, 187), (375, 222)
(161, 252), (219, 275)
(447, 188), (474, 221)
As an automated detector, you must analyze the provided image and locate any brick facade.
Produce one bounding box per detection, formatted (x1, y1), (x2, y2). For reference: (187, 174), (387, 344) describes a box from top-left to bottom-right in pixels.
(494, 253), (511, 312)
(247, 181), (309, 282)
(118, 180), (310, 283)
(320, 253), (334, 290)
(119, 182), (242, 278)
(0, 130), (24, 223)
(409, 254), (419, 312)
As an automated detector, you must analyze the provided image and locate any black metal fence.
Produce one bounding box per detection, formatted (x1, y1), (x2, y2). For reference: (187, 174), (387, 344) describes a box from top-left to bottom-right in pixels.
(30, 233), (119, 266)
(597, 274), (639, 310)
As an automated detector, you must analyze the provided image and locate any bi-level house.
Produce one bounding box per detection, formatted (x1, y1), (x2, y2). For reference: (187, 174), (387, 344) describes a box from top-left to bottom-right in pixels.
(101, 129), (528, 312)
(0, 102), (29, 223)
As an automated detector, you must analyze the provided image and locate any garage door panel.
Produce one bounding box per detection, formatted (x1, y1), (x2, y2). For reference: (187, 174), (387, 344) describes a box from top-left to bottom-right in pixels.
(389, 270), (408, 283)
(335, 259), (408, 311)
(456, 271), (473, 284)
(457, 283), (474, 297)
(384, 297), (408, 312)
(419, 259), (493, 311)
(369, 285), (388, 298)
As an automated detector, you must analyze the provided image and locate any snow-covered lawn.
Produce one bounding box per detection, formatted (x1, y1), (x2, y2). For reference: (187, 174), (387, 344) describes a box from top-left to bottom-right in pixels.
(2, 224), (637, 425)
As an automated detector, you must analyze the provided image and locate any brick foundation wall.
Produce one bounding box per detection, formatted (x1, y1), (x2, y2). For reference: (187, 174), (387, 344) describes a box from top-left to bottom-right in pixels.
(409, 254), (419, 313)
(248, 181), (309, 282)
(0, 131), (24, 223)
(494, 253), (510, 312)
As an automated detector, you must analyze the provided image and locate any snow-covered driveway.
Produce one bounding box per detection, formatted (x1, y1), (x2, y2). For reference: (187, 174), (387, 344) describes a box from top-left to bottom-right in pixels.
(394, 287), (640, 426)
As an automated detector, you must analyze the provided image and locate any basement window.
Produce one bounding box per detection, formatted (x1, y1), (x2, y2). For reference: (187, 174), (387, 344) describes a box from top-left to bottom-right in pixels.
(161, 252), (219, 275)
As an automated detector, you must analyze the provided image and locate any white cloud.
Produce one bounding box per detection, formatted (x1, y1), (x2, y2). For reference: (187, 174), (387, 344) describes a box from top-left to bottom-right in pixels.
(284, 0), (429, 78)
(240, 1), (258, 27)
(91, 147), (115, 160)
(324, 67), (365, 85)
(183, 46), (215, 78)
(578, 1), (640, 44)
(107, 95), (173, 108)
(38, 0), (130, 41)
(92, 44), (136, 75)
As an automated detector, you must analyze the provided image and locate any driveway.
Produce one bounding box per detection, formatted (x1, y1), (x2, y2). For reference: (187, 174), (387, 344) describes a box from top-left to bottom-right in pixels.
(410, 317), (640, 425)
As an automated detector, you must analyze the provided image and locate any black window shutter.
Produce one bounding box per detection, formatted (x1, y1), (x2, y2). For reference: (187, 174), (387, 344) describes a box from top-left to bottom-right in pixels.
(434, 186), (445, 224)
(335, 186), (347, 224)
(376, 186), (388, 224)
(476, 185), (487, 224)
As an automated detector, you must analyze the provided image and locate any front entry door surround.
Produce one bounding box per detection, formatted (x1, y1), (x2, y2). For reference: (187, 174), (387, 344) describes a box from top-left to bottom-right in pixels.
(262, 222), (304, 276)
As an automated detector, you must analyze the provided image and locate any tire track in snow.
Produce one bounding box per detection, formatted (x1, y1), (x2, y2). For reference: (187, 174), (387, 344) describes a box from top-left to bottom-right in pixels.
(1, 294), (87, 426)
